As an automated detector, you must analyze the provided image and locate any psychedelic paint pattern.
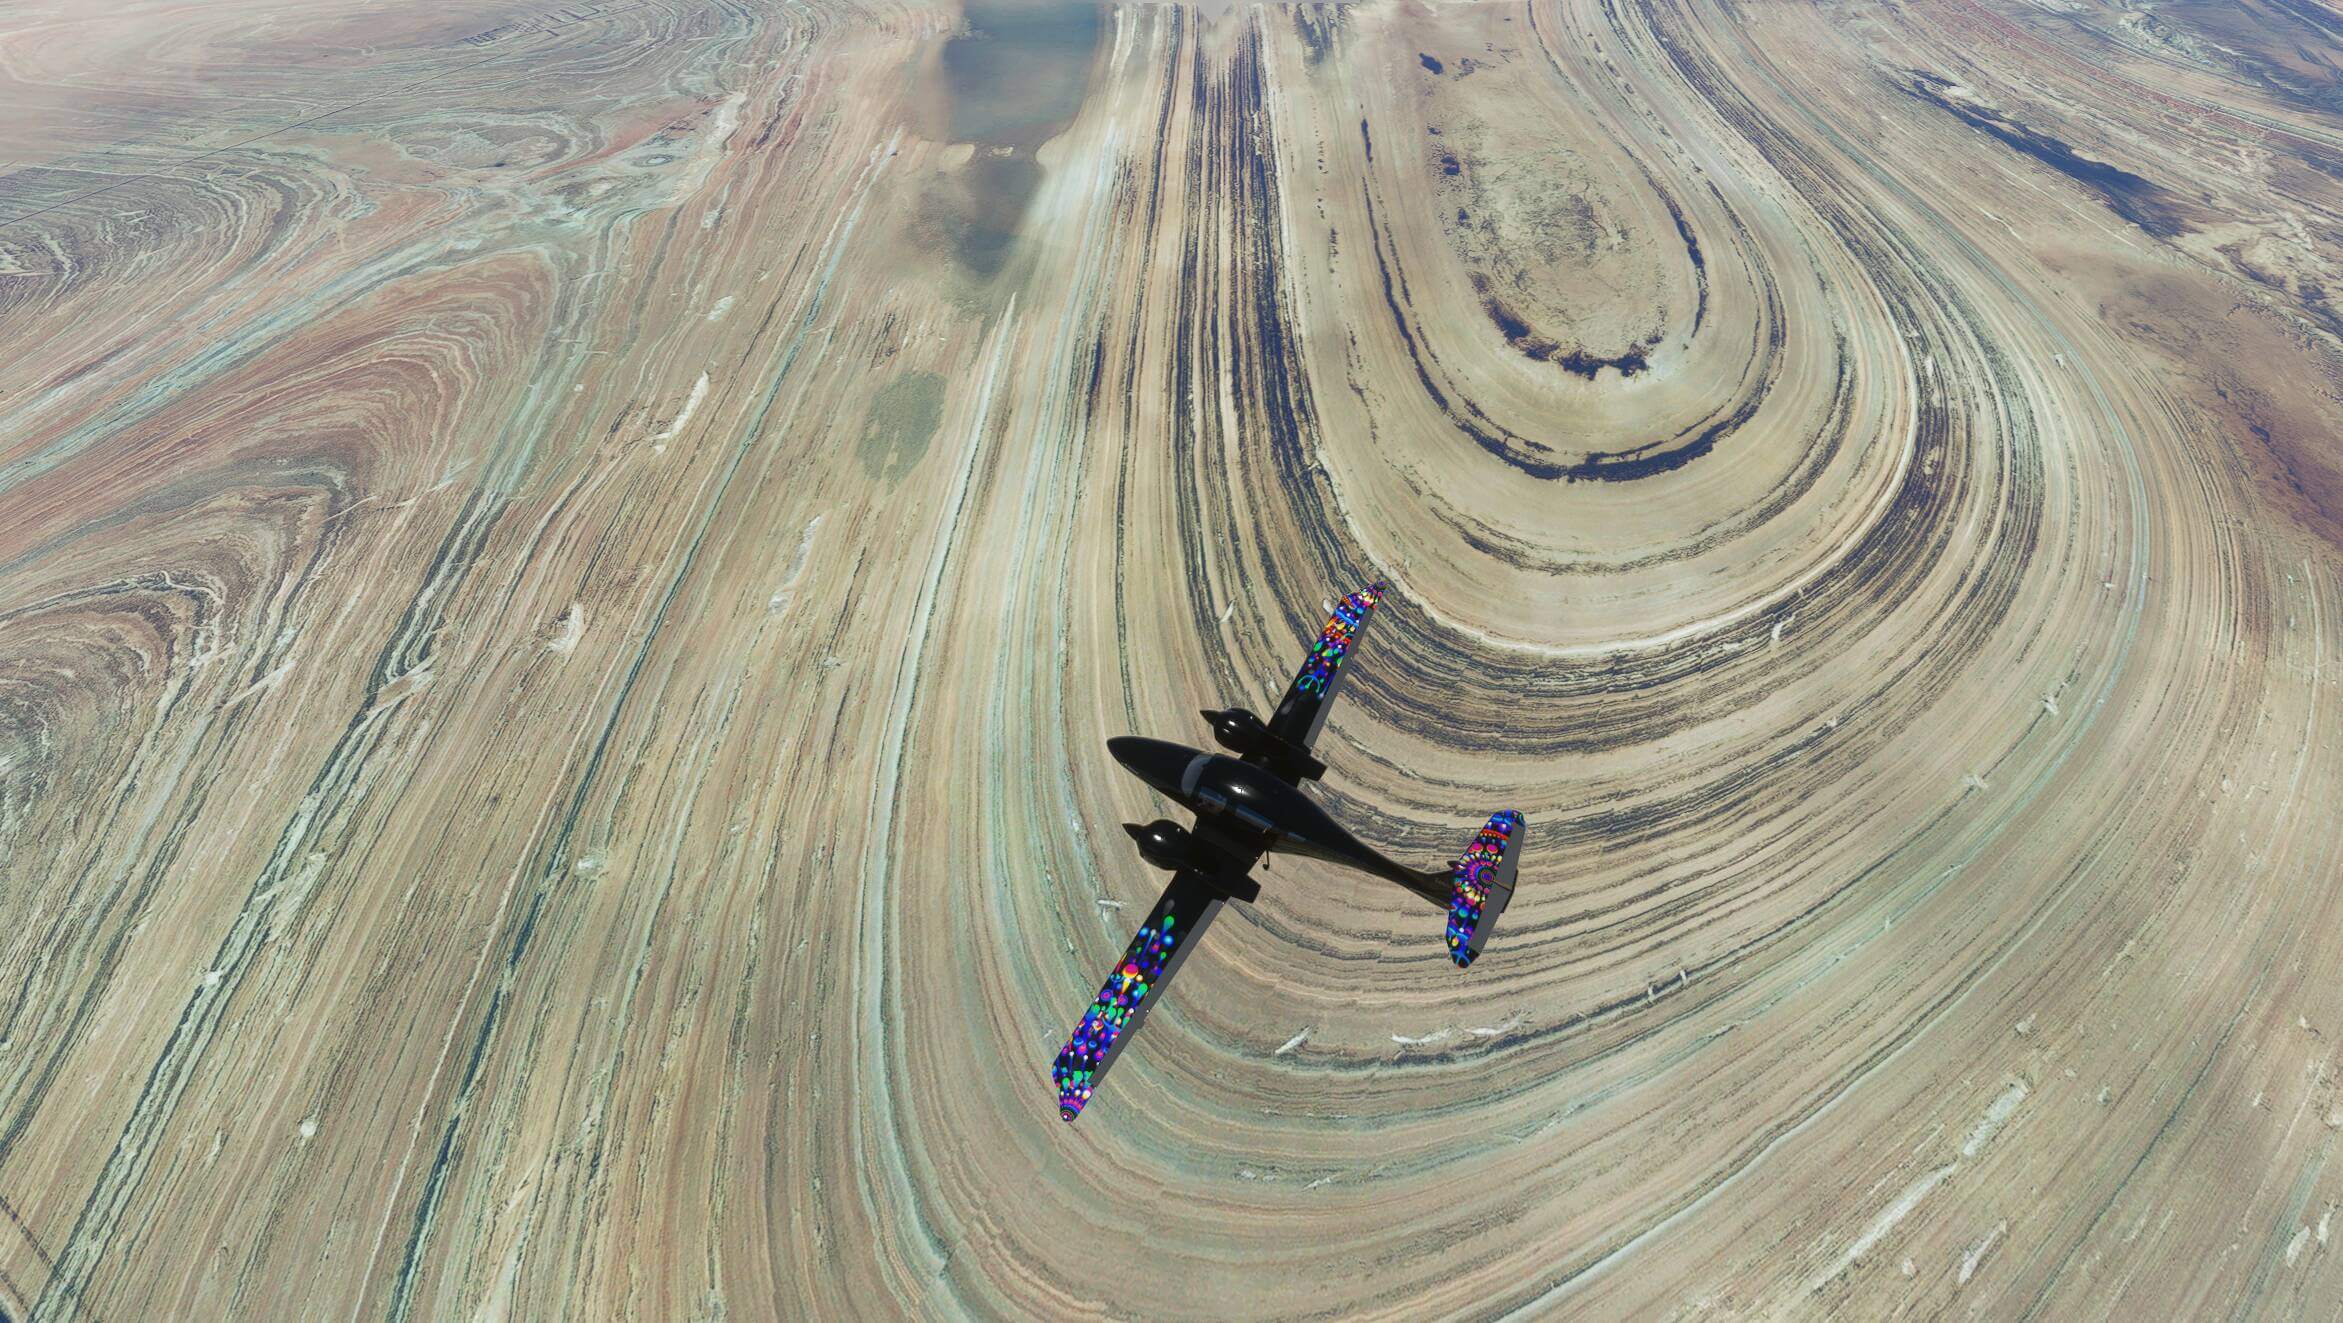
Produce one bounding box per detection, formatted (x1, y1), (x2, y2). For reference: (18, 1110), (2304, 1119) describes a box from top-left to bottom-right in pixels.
(1053, 904), (1187, 1120)
(1292, 582), (1386, 698)
(1445, 810), (1522, 968)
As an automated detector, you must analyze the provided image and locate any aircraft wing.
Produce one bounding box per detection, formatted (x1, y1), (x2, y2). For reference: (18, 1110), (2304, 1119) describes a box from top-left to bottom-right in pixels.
(1050, 871), (1226, 1121)
(1265, 582), (1389, 752)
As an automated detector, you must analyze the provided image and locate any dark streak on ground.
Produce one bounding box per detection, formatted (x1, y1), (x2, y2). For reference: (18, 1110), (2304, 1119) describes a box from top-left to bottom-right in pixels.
(1474, 271), (1659, 377)
(1290, 3), (1344, 67)
(1905, 72), (2195, 239)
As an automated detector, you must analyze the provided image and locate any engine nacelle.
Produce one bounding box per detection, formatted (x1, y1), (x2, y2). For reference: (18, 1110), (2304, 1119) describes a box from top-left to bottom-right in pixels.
(1123, 819), (1194, 872)
(1198, 708), (1326, 781)
(1200, 707), (1269, 757)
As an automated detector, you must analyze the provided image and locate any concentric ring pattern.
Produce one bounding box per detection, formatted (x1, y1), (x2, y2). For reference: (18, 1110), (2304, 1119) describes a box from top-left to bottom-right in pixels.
(1, 0), (2339, 1317)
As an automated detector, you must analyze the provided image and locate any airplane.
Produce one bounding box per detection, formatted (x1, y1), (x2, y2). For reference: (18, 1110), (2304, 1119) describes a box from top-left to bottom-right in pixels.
(1051, 581), (1526, 1121)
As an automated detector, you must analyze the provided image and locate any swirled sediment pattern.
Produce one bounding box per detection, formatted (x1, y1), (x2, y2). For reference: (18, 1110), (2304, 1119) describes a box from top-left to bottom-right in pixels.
(3, 0), (2341, 1317)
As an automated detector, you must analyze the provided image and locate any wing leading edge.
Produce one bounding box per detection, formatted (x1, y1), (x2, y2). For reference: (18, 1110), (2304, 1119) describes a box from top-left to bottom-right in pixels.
(1266, 581), (1388, 753)
(1050, 871), (1226, 1121)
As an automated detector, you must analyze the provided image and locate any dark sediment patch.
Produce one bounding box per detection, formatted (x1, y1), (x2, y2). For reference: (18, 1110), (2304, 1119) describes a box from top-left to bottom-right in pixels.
(1661, 191), (1709, 333)
(1905, 73), (2194, 238)
(1552, 344), (1651, 378)
(931, 1), (1106, 273)
(857, 371), (946, 481)
(938, 150), (1042, 278)
(1471, 273), (1656, 379)
(1291, 4), (1343, 65)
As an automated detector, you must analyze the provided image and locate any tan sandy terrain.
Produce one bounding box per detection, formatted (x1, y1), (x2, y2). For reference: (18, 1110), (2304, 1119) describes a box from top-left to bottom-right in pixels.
(2, 0), (2341, 1317)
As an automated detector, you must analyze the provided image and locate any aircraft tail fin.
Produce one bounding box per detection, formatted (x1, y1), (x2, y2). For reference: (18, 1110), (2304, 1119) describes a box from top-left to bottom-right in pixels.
(1444, 810), (1525, 969)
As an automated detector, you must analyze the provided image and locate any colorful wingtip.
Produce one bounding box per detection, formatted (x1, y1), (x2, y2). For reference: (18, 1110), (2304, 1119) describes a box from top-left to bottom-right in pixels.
(1050, 909), (1187, 1123)
(1295, 584), (1387, 698)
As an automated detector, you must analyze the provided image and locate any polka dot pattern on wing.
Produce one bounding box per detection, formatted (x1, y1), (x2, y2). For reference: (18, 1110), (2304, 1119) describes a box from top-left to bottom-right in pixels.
(1051, 911), (1184, 1120)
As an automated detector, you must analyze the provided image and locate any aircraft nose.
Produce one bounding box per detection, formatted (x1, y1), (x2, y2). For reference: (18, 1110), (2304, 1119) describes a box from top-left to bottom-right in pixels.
(1107, 736), (1198, 800)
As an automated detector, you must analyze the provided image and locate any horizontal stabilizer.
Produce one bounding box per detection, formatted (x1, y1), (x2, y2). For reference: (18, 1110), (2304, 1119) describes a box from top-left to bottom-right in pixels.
(1444, 810), (1524, 969)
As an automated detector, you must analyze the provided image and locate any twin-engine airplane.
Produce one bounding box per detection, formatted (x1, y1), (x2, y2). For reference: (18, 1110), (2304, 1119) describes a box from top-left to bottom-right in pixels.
(1051, 583), (1526, 1121)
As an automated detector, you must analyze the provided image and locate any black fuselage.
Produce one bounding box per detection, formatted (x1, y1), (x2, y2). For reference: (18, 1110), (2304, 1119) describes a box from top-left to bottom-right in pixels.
(1107, 736), (1449, 908)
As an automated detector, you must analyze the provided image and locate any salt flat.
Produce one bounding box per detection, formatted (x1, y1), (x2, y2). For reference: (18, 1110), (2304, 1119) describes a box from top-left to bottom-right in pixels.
(2, 0), (2340, 1317)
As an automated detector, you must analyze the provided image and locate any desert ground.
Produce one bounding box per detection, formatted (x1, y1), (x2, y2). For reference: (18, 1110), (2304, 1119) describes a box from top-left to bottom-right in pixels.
(3, 0), (2342, 1317)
